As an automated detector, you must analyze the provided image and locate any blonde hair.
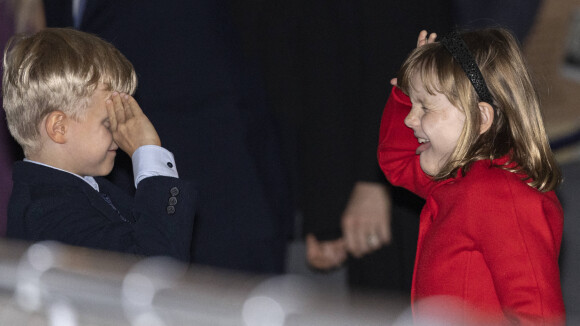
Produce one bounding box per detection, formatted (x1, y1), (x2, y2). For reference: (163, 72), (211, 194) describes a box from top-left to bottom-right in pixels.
(398, 28), (561, 192)
(2, 27), (137, 157)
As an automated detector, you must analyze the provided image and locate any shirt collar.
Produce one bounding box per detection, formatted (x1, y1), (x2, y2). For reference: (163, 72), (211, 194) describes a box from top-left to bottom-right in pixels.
(23, 159), (100, 192)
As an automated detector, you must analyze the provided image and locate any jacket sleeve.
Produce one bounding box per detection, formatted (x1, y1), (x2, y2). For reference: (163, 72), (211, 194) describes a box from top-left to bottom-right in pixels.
(28, 177), (196, 263)
(120, 176), (196, 262)
(377, 86), (434, 198)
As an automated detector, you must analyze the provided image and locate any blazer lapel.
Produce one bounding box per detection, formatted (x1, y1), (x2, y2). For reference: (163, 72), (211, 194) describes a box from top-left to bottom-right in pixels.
(95, 177), (135, 222)
(82, 183), (128, 223)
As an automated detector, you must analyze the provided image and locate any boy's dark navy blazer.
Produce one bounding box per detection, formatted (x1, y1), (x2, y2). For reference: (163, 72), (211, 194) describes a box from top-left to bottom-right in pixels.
(42, 0), (294, 273)
(7, 161), (196, 262)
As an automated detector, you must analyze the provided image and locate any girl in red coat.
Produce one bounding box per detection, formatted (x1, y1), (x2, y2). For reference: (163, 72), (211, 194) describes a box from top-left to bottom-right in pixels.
(378, 29), (565, 325)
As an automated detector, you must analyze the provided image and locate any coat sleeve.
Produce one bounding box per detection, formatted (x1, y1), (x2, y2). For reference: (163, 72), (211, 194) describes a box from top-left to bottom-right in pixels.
(467, 174), (565, 324)
(28, 177), (196, 262)
(131, 176), (196, 262)
(377, 86), (434, 198)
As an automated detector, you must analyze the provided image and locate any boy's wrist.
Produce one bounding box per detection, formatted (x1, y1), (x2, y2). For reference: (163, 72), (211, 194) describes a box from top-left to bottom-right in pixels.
(132, 146), (178, 188)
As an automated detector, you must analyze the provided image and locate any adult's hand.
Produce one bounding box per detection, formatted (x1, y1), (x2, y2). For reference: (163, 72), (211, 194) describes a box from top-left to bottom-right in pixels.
(306, 234), (347, 270)
(341, 181), (392, 258)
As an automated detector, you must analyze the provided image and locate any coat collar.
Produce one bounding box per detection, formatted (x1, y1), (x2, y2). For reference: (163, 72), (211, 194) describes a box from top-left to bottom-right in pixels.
(12, 161), (126, 222)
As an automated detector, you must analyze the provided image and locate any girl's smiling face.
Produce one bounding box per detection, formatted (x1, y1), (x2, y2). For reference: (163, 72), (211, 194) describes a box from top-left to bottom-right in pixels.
(404, 73), (466, 176)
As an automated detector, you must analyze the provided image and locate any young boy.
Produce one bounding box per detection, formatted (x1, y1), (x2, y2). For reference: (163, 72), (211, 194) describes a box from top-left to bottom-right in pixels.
(2, 28), (196, 262)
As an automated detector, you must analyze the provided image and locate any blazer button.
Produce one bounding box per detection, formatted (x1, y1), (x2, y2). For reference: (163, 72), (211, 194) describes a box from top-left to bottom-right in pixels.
(167, 206), (176, 215)
(168, 196), (178, 206)
(170, 187), (179, 196)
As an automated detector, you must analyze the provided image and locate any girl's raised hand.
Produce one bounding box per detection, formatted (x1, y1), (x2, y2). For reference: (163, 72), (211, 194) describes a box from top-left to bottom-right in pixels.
(417, 30), (437, 47)
(392, 30), (438, 87)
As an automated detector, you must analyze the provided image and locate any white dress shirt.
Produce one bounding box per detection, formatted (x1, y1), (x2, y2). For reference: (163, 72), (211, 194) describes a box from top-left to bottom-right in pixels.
(25, 145), (178, 192)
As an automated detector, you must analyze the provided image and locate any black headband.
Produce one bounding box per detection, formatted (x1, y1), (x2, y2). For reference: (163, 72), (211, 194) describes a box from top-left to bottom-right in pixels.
(440, 31), (494, 105)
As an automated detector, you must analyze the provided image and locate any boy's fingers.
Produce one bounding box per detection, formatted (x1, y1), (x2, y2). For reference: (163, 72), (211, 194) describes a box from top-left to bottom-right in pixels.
(105, 98), (117, 130)
(121, 93), (135, 119)
(112, 92), (126, 123)
(126, 94), (143, 118)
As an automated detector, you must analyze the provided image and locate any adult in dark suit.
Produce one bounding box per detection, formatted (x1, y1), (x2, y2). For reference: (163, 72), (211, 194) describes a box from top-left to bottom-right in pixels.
(42, 0), (294, 273)
(8, 162), (195, 262)
(452, 0), (542, 42)
(0, 0), (43, 237)
(231, 0), (453, 293)
(0, 0), (17, 238)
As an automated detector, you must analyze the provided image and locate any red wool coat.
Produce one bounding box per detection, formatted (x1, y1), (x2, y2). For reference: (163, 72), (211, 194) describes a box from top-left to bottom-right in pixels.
(377, 87), (565, 325)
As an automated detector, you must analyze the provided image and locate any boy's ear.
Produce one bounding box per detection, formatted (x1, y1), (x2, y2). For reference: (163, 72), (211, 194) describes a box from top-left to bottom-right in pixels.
(478, 102), (494, 134)
(45, 111), (68, 144)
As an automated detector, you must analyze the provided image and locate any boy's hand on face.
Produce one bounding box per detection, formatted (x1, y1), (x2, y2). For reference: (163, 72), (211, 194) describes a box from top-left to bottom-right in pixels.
(106, 92), (161, 157)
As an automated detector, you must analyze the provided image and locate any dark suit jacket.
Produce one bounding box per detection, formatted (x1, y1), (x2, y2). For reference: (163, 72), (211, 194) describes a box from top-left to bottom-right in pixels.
(43, 0), (294, 273)
(452, 0), (541, 42)
(7, 161), (196, 262)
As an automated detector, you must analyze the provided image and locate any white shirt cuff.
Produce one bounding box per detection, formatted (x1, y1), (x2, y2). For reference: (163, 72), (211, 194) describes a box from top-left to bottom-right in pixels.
(132, 145), (179, 187)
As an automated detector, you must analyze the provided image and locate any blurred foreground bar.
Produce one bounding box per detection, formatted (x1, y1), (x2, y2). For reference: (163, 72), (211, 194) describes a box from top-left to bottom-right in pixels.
(0, 239), (409, 326)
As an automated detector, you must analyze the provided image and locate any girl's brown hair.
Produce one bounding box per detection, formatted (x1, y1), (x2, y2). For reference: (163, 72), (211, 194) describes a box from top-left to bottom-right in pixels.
(398, 28), (561, 192)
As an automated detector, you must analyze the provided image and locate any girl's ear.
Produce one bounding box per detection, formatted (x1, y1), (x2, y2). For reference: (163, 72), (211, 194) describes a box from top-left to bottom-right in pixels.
(478, 102), (494, 134)
(45, 111), (68, 144)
